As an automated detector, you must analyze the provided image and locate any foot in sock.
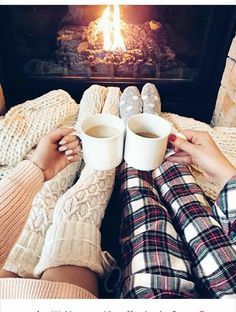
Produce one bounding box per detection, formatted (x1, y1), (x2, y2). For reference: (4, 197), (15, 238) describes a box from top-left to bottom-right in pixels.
(141, 83), (161, 115)
(102, 87), (120, 117)
(74, 84), (107, 131)
(119, 86), (142, 124)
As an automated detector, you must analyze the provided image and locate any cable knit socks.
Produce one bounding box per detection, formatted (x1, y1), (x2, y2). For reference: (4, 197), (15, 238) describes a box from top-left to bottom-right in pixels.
(34, 166), (115, 277)
(3, 161), (81, 277)
(34, 86), (119, 278)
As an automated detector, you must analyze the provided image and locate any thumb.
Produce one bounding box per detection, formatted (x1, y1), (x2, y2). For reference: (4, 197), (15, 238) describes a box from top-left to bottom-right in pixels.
(169, 134), (197, 156)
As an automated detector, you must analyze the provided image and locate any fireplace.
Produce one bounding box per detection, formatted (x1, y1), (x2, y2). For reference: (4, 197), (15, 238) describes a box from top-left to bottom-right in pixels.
(0, 5), (236, 123)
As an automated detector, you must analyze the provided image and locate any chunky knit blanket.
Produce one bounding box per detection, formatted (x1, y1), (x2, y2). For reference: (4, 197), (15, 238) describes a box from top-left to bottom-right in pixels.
(0, 90), (79, 166)
(0, 86), (236, 200)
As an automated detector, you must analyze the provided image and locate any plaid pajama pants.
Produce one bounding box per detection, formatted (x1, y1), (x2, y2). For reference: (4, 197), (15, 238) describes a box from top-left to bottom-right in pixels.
(117, 161), (236, 298)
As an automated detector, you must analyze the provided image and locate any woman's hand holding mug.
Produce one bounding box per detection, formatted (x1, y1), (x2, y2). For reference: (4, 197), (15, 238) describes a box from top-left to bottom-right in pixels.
(31, 128), (81, 181)
(166, 130), (236, 188)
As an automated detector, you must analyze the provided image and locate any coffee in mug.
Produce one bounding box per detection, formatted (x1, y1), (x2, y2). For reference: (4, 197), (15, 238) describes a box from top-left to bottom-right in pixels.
(85, 125), (120, 138)
(135, 131), (160, 138)
(81, 114), (125, 170)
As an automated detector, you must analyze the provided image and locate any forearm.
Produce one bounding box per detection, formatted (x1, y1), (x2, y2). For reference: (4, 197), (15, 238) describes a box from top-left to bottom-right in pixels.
(0, 160), (43, 268)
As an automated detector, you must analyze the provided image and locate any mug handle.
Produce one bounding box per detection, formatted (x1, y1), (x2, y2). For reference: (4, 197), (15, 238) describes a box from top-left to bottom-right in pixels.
(165, 132), (187, 158)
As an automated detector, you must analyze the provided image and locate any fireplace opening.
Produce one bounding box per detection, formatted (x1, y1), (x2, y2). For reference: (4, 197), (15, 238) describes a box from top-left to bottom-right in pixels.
(0, 5), (235, 123)
(9, 5), (210, 80)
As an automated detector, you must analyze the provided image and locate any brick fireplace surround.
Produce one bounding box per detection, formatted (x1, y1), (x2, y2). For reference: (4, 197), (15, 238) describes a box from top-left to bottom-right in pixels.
(211, 35), (236, 127)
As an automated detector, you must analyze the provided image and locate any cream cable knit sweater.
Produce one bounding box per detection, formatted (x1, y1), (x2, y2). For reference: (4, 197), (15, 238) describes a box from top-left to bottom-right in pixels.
(0, 161), (44, 268)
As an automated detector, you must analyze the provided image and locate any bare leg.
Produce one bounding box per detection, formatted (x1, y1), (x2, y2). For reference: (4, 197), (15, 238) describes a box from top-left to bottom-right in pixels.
(41, 266), (98, 297)
(0, 269), (19, 278)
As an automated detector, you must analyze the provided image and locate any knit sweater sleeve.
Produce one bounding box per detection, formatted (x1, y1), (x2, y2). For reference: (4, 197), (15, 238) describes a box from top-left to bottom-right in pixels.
(212, 175), (236, 241)
(0, 160), (43, 268)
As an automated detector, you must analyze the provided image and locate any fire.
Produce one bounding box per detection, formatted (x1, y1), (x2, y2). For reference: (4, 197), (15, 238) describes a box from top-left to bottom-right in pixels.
(101, 7), (112, 51)
(100, 5), (126, 52)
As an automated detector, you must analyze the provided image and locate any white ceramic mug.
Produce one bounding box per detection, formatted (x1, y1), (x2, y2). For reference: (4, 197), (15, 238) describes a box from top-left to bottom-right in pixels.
(80, 114), (125, 170)
(124, 113), (172, 171)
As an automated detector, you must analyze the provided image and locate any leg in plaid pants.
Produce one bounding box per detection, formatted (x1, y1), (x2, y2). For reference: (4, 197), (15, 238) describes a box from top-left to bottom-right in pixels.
(152, 161), (236, 298)
(117, 161), (198, 298)
(118, 161), (236, 298)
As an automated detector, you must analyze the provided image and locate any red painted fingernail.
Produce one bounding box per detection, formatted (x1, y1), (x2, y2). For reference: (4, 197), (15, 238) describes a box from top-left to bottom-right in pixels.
(168, 134), (177, 142)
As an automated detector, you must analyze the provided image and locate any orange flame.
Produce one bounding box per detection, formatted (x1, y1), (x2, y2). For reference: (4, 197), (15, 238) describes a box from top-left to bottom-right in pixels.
(101, 5), (126, 52)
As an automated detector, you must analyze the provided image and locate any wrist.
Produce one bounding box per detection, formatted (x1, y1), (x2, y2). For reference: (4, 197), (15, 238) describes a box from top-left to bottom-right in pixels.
(30, 159), (46, 182)
(216, 166), (236, 189)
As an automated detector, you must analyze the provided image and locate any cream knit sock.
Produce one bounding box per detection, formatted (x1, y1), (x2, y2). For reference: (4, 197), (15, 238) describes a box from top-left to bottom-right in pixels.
(3, 160), (81, 277)
(119, 86), (142, 123)
(34, 166), (115, 277)
(141, 83), (161, 115)
(102, 87), (121, 116)
(77, 84), (107, 124)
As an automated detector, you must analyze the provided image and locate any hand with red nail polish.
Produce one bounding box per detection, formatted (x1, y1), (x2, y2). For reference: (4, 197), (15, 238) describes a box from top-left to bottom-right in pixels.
(167, 130), (236, 188)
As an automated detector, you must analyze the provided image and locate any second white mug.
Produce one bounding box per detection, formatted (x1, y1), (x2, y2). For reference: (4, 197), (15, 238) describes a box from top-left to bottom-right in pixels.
(124, 113), (171, 171)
